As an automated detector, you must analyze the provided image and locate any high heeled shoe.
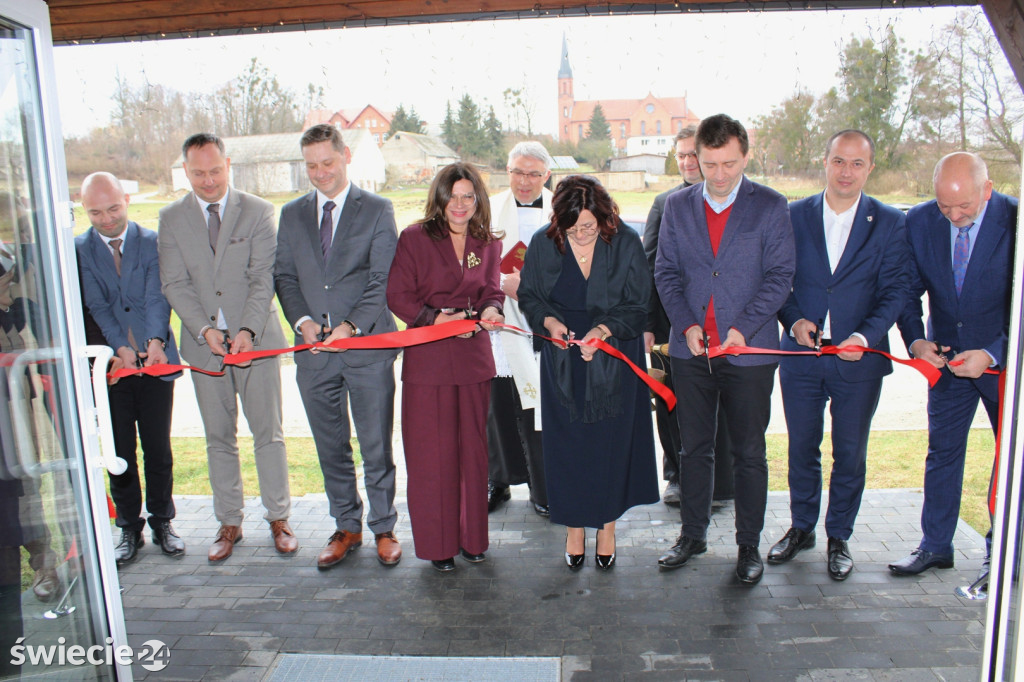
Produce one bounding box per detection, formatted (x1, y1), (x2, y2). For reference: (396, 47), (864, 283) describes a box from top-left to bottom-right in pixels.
(565, 530), (585, 570)
(595, 528), (616, 570)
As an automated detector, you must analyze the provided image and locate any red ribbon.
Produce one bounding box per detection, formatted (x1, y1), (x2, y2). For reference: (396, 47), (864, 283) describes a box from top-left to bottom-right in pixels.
(707, 343), (944, 387)
(108, 320), (678, 411)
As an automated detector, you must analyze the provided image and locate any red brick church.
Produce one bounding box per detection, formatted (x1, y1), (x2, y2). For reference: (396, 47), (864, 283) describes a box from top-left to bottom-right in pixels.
(557, 35), (700, 153)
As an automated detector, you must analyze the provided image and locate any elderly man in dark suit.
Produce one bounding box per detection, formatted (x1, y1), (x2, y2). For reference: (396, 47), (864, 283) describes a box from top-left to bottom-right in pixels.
(76, 172), (184, 566)
(891, 152), (1015, 576)
(768, 131), (910, 580)
(275, 124), (401, 569)
(159, 134), (296, 563)
(654, 114), (795, 584)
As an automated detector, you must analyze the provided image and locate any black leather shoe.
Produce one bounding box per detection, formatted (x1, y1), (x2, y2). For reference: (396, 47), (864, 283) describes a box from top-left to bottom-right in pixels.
(532, 502), (550, 517)
(114, 529), (143, 567)
(767, 527), (816, 564)
(152, 521), (185, 557)
(459, 548), (486, 563)
(657, 534), (707, 570)
(827, 537), (853, 580)
(431, 558), (456, 572)
(565, 530), (585, 570)
(736, 545), (764, 584)
(888, 548), (954, 576)
(662, 481), (681, 506)
(487, 482), (510, 513)
(595, 552), (616, 570)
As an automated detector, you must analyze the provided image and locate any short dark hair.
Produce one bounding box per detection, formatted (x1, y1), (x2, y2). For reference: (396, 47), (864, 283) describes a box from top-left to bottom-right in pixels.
(674, 125), (697, 144)
(825, 129), (875, 164)
(300, 123), (346, 154)
(545, 175), (619, 254)
(421, 162), (495, 243)
(695, 114), (748, 156)
(182, 133), (225, 162)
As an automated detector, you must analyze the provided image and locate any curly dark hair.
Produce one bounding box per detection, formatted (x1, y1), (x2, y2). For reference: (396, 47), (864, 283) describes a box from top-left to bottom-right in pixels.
(545, 174), (619, 253)
(420, 163), (496, 242)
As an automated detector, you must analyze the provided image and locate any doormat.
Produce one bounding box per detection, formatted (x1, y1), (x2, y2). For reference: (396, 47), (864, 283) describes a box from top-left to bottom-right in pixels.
(267, 654), (560, 681)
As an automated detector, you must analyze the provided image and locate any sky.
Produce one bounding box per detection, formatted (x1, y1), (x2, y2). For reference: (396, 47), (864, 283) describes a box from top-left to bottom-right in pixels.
(51, 6), (972, 139)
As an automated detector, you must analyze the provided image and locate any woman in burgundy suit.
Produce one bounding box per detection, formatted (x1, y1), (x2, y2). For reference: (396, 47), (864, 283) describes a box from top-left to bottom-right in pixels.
(386, 163), (505, 572)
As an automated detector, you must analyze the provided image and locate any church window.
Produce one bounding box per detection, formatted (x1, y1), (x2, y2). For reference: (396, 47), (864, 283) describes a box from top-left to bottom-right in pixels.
(656, 120), (662, 135)
(620, 123), (626, 139)
(641, 121), (646, 135)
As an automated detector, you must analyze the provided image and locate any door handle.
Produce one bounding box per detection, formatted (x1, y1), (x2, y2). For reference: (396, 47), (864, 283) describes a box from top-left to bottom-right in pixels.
(82, 345), (127, 476)
(8, 347), (68, 478)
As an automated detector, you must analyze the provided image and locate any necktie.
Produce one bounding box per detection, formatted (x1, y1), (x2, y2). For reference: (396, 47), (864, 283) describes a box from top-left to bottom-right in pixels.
(109, 238), (137, 350)
(953, 224), (971, 295)
(207, 204), (221, 254)
(320, 201), (336, 257)
(109, 238), (123, 276)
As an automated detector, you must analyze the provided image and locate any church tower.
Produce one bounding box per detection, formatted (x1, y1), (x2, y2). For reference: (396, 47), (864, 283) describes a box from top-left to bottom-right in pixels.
(557, 34), (573, 142)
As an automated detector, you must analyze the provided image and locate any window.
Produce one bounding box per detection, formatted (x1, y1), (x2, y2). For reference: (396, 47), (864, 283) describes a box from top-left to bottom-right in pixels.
(645, 103), (655, 113)
(641, 121), (646, 135)
(563, 107), (568, 117)
(656, 120), (662, 135)
(620, 123), (626, 139)
(578, 124), (583, 138)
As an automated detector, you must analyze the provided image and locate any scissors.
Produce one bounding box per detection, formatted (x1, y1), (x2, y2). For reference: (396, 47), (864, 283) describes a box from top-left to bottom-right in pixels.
(701, 329), (713, 374)
(317, 323), (330, 343)
(814, 318), (824, 353)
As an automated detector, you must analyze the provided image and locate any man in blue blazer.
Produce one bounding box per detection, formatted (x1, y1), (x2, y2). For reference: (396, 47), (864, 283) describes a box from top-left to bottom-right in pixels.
(654, 114), (795, 584)
(768, 130), (910, 580)
(76, 172), (183, 566)
(891, 152), (1015, 576)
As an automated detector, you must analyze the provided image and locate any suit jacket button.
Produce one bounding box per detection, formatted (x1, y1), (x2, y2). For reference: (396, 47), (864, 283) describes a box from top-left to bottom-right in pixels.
(216, 291), (222, 296)
(712, 271), (719, 277)
(210, 316), (216, 322)
(124, 307), (130, 312)
(957, 322), (963, 327)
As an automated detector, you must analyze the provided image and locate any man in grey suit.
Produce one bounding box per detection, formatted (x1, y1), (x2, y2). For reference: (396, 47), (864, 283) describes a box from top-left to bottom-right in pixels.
(274, 124), (401, 569)
(158, 133), (297, 563)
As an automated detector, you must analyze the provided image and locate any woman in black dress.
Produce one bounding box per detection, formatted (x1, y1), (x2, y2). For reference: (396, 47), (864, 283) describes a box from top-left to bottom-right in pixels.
(518, 175), (657, 570)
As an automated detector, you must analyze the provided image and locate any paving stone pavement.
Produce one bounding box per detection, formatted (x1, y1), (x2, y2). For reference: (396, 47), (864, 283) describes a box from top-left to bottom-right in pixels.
(117, 487), (988, 681)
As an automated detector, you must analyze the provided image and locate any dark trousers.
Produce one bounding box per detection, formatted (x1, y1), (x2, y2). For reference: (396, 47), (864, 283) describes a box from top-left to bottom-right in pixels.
(486, 376), (547, 506)
(651, 352), (734, 499)
(780, 359), (883, 541)
(673, 357), (776, 546)
(108, 375), (175, 532)
(921, 371), (1000, 554)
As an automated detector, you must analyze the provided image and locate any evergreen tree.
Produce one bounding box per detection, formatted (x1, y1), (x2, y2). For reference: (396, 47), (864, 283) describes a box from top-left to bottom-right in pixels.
(587, 103), (611, 140)
(388, 103), (425, 137)
(442, 101), (457, 150)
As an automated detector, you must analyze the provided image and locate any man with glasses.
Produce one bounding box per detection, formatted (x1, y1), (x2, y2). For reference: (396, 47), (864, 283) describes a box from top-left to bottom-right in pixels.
(486, 141), (554, 516)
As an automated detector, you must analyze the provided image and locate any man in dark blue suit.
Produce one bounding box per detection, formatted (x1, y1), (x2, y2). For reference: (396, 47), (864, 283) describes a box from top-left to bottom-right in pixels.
(768, 130), (910, 580)
(891, 152), (1015, 576)
(76, 172), (183, 566)
(654, 114), (795, 584)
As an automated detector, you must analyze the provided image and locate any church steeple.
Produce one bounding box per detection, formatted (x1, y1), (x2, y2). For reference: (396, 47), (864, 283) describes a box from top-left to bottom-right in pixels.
(558, 33), (573, 79)
(557, 34), (574, 141)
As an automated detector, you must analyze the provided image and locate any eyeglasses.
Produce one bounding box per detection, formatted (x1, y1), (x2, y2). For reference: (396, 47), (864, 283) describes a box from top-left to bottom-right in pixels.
(508, 169), (547, 180)
(567, 222), (599, 235)
(449, 193), (477, 206)
(675, 152), (698, 161)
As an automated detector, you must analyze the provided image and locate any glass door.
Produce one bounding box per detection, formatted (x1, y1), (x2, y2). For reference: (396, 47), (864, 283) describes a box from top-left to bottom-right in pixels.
(0, 0), (129, 679)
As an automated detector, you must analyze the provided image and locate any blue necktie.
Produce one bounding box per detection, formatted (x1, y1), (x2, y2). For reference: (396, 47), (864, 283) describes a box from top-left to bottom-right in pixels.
(320, 201), (336, 257)
(953, 224), (972, 295)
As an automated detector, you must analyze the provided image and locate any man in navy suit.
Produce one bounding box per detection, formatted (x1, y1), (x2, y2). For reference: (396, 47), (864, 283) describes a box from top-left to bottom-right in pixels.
(891, 152), (1015, 576)
(654, 114), (795, 584)
(767, 130), (910, 580)
(76, 172), (183, 566)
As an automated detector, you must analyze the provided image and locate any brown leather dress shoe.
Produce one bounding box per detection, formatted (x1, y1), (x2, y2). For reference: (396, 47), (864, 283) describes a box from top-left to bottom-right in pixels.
(208, 525), (242, 563)
(375, 531), (402, 566)
(32, 567), (59, 602)
(317, 530), (362, 570)
(269, 520), (299, 555)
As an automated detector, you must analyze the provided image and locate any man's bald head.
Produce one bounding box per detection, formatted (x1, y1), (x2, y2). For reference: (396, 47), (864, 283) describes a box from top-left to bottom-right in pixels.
(81, 172), (130, 239)
(932, 152), (992, 228)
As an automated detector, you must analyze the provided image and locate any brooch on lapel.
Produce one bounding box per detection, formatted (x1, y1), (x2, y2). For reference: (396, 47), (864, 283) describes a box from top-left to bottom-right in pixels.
(466, 252), (481, 269)
(867, 216), (873, 222)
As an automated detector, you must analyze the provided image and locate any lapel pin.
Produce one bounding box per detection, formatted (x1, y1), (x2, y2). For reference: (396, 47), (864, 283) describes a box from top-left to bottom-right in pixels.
(867, 216), (873, 222)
